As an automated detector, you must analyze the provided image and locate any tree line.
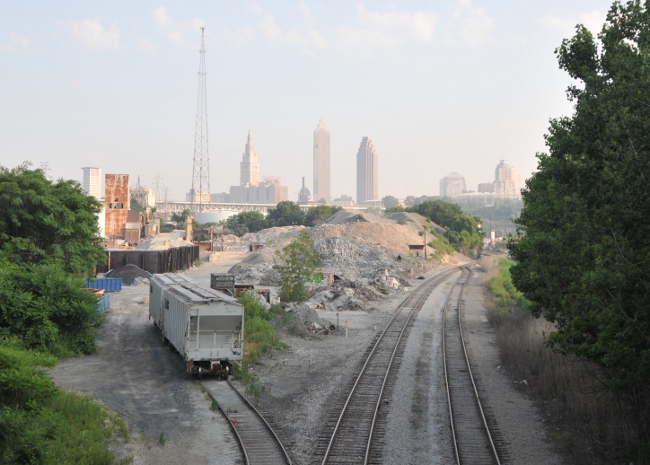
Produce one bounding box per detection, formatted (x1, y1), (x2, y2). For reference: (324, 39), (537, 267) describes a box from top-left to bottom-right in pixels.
(0, 163), (123, 463)
(221, 202), (342, 236)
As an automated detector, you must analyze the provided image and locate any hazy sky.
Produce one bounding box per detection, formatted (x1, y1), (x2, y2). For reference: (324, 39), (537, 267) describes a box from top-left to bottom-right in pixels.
(0, 1), (616, 202)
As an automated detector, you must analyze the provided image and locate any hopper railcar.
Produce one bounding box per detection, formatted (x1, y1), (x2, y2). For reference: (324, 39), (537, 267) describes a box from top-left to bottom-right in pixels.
(149, 273), (244, 378)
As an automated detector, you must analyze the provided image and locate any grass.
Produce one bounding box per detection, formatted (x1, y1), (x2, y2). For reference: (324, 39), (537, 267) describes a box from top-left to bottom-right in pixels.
(0, 338), (128, 465)
(158, 431), (165, 446)
(483, 256), (642, 464)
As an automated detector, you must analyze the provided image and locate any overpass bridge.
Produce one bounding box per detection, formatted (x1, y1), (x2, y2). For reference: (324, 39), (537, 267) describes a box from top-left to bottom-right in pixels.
(155, 201), (367, 215)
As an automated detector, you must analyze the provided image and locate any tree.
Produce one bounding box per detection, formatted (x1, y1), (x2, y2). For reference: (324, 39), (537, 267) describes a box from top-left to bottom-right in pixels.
(265, 201), (304, 227)
(508, 0), (650, 410)
(273, 230), (320, 302)
(171, 209), (191, 229)
(382, 195), (400, 208)
(409, 200), (483, 256)
(223, 211), (265, 236)
(303, 205), (342, 227)
(0, 164), (105, 276)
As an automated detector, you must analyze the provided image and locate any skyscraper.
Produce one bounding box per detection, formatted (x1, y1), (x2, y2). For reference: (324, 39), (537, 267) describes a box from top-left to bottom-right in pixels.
(356, 136), (378, 204)
(313, 117), (330, 203)
(494, 160), (521, 195)
(240, 129), (260, 186)
(440, 172), (467, 197)
(81, 167), (102, 199)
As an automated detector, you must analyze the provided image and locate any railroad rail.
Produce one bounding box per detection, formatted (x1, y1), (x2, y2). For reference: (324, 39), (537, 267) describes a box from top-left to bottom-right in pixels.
(442, 267), (509, 464)
(319, 268), (459, 465)
(203, 379), (292, 465)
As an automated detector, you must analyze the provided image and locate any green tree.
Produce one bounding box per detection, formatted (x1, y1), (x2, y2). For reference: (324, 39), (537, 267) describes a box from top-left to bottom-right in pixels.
(171, 209), (191, 229)
(130, 198), (145, 213)
(382, 195), (400, 208)
(508, 0), (650, 431)
(0, 164), (105, 276)
(273, 230), (320, 302)
(223, 211), (265, 236)
(303, 205), (342, 227)
(265, 201), (304, 227)
(409, 200), (483, 256)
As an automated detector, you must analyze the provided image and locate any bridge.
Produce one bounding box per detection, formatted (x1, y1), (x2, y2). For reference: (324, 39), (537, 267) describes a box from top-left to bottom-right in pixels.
(155, 201), (368, 215)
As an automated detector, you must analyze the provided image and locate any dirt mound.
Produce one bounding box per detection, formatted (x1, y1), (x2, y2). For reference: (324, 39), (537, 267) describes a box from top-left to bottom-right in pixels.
(106, 264), (151, 285)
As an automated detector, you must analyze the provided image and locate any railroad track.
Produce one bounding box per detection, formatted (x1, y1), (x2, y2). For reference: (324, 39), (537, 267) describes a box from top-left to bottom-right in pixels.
(442, 267), (509, 465)
(202, 379), (292, 465)
(318, 268), (459, 465)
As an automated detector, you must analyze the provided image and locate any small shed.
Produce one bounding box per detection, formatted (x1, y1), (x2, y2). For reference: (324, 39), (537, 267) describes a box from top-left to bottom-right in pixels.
(408, 244), (426, 257)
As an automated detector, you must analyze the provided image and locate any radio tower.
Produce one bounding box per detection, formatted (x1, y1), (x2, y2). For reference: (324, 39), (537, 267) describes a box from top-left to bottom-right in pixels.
(190, 27), (210, 212)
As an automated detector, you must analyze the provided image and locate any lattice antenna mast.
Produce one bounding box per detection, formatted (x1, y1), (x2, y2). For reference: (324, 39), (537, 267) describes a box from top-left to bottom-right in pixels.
(190, 27), (210, 212)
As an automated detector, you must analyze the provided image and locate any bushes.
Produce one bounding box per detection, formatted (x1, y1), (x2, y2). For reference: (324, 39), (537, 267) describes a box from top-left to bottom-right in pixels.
(408, 200), (483, 256)
(0, 264), (102, 356)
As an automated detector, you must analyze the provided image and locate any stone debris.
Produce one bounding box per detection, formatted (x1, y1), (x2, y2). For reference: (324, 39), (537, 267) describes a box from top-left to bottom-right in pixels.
(223, 210), (454, 314)
(284, 303), (334, 333)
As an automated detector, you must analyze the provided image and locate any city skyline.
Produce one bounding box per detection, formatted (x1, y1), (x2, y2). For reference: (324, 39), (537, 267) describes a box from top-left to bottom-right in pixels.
(1, 1), (616, 201)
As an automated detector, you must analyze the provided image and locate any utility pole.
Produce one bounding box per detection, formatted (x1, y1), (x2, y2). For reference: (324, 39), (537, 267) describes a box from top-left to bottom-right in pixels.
(190, 27), (210, 212)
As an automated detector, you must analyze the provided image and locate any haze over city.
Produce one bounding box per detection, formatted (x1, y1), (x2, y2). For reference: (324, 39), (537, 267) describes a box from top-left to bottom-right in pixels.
(1, 1), (614, 200)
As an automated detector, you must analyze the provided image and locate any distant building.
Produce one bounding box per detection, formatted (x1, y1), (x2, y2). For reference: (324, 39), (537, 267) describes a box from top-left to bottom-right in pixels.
(440, 172), (467, 197)
(333, 195), (354, 207)
(81, 167), (102, 199)
(478, 182), (495, 193)
(494, 160), (521, 195)
(229, 177), (288, 204)
(298, 177), (311, 204)
(210, 192), (231, 202)
(313, 117), (330, 203)
(131, 187), (155, 209)
(241, 129), (260, 186)
(356, 137), (378, 205)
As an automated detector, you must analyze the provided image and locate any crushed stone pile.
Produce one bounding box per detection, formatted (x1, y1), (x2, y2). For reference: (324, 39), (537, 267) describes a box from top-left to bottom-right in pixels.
(230, 226), (305, 253)
(284, 303), (335, 333)
(106, 264), (151, 285)
(311, 210), (435, 256)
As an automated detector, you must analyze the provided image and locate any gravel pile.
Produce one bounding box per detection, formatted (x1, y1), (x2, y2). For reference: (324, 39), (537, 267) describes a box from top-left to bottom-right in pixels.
(105, 264), (151, 285)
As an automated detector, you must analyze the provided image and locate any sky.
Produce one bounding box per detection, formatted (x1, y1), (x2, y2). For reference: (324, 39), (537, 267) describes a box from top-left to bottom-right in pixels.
(0, 1), (617, 202)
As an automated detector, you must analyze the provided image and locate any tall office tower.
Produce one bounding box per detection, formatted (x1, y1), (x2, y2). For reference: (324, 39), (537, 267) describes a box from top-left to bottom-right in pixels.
(313, 117), (330, 203)
(356, 136), (378, 204)
(240, 129), (260, 186)
(81, 167), (102, 199)
(494, 160), (521, 195)
(440, 172), (467, 197)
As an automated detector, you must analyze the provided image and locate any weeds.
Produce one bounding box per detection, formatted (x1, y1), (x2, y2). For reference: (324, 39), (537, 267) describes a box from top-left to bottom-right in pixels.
(158, 431), (165, 446)
(483, 256), (640, 464)
(234, 291), (286, 401)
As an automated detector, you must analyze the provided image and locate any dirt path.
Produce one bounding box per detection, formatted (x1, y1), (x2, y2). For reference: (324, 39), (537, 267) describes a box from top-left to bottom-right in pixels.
(50, 283), (242, 465)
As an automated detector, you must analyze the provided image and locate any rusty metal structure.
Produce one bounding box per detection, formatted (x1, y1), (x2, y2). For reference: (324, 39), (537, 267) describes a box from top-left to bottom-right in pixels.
(190, 27), (211, 212)
(105, 174), (130, 243)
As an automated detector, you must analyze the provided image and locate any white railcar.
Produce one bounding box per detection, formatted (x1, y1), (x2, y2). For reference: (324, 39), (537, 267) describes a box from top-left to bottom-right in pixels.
(149, 273), (244, 378)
